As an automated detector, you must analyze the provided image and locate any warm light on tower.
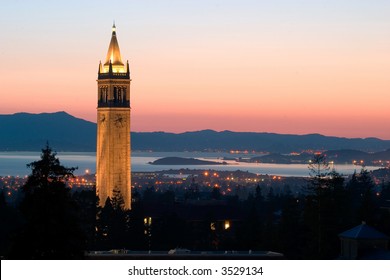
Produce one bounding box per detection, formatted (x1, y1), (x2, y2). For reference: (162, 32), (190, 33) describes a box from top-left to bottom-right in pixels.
(96, 23), (132, 210)
(101, 23), (126, 73)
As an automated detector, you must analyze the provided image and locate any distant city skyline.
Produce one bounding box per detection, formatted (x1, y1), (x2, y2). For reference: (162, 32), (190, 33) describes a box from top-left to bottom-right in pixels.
(1, 0), (389, 139)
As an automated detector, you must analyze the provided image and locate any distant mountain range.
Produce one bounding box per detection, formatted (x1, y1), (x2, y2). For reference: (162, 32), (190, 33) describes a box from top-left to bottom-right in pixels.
(0, 112), (95, 152)
(1, 111), (390, 153)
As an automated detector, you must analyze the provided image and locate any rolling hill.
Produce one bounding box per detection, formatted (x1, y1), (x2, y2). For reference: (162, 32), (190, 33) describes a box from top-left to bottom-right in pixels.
(1, 111), (390, 153)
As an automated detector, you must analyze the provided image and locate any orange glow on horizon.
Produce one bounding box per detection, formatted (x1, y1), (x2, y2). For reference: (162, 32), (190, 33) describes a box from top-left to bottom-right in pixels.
(1, 2), (389, 140)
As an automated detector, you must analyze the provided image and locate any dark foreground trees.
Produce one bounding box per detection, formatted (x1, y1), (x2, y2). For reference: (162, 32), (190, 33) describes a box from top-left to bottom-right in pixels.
(302, 154), (348, 258)
(8, 144), (86, 259)
(2, 147), (389, 260)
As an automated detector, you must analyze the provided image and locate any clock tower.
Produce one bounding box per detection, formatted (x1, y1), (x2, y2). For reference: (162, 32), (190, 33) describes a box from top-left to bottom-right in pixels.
(96, 24), (131, 209)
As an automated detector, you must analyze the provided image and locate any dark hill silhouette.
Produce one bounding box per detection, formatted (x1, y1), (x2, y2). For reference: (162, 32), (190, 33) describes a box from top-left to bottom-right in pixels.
(0, 112), (96, 151)
(132, 130), (390, 153)
(1, 112), (390, 153)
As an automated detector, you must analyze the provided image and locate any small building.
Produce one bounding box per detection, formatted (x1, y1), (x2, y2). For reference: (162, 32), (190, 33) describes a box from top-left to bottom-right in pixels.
(339, 222), (390, 259)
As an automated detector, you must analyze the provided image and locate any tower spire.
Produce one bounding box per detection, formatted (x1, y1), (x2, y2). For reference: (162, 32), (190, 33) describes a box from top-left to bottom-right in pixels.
(103, 23), (124, 72)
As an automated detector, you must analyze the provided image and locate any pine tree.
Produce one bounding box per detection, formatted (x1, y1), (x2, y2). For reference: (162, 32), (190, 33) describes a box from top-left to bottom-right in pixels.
(111, 186), (125, 211)
(346, 168), (376, 224)
(97, 188), (129, 249)
(303, 154), (348, 259)
(8, 144), (85, 259)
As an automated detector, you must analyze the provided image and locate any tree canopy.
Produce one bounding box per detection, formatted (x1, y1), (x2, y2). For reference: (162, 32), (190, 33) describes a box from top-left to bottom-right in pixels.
(8, 144), (85, 259)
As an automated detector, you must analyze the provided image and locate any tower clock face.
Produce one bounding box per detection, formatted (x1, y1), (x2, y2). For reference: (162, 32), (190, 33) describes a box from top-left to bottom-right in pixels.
(100, 114), (106, 124)
(114, 114), (125, 127)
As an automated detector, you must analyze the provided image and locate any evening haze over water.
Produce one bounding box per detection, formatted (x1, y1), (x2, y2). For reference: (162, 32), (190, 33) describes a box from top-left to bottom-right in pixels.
(0, 151), (378, 177)
(1, 0), (389, 139)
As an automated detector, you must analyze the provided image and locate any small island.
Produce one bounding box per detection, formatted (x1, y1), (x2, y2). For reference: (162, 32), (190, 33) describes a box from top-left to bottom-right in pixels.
(149, 157), (228, 165)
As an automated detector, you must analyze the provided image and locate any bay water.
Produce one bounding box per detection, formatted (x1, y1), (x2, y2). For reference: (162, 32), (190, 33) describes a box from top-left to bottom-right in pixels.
(0, 151), (375, 177)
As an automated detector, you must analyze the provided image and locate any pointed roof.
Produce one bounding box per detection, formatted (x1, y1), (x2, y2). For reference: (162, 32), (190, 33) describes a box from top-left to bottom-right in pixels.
(339, 222), (389, 240)
(104, 23), (124, 67)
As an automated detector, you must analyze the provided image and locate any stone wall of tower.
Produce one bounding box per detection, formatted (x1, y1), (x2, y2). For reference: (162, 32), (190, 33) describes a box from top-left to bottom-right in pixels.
(96, 78), (131, 209)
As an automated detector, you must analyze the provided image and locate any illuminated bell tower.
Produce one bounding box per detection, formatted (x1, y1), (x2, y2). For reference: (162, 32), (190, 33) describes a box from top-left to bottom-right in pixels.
(96, 24), (131, 209)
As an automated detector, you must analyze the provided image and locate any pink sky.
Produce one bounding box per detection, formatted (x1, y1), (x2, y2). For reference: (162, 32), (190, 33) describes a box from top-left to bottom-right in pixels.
(1, 1), (389, 139)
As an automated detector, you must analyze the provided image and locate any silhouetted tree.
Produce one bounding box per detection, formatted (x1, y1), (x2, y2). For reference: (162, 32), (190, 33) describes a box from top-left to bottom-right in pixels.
(254, 184), (265, 215)
(143, 186), (158, 202)
(0, 191), (23, 256)
(211, 187), (221, 200)
(302, 154), (348, 259)
(308, 153), (330, 191)
(263, 187), (278, 250)
(110, 188), (130, 248)
(97, 188), (129, 250)
(346, 168), (376, 225)
(377, 182), (390, 235)
(237, 196), (263, 250)
(111, 186), (125, 211)
(72, 189), (98, 250)
(127, 189), (147, 250)
(278, 195), (304, 258)
(8, 144), (85, 259)
(0, 191), (6, 208)
(96, 197), (114, 249)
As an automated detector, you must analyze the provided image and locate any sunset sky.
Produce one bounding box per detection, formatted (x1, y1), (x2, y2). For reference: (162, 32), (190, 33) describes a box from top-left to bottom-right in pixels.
(1, 0), (389, 139)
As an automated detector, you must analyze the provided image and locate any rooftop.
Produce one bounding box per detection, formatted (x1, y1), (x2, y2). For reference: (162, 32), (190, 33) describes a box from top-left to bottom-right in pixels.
(339, 222), (389, 240)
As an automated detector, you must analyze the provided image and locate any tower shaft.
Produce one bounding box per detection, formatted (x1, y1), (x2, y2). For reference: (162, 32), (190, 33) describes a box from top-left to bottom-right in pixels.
(96, 25), (131, 209)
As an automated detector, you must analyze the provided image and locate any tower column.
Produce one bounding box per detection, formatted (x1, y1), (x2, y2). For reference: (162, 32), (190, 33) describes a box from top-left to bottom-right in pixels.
(96, 24), (131, 210)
